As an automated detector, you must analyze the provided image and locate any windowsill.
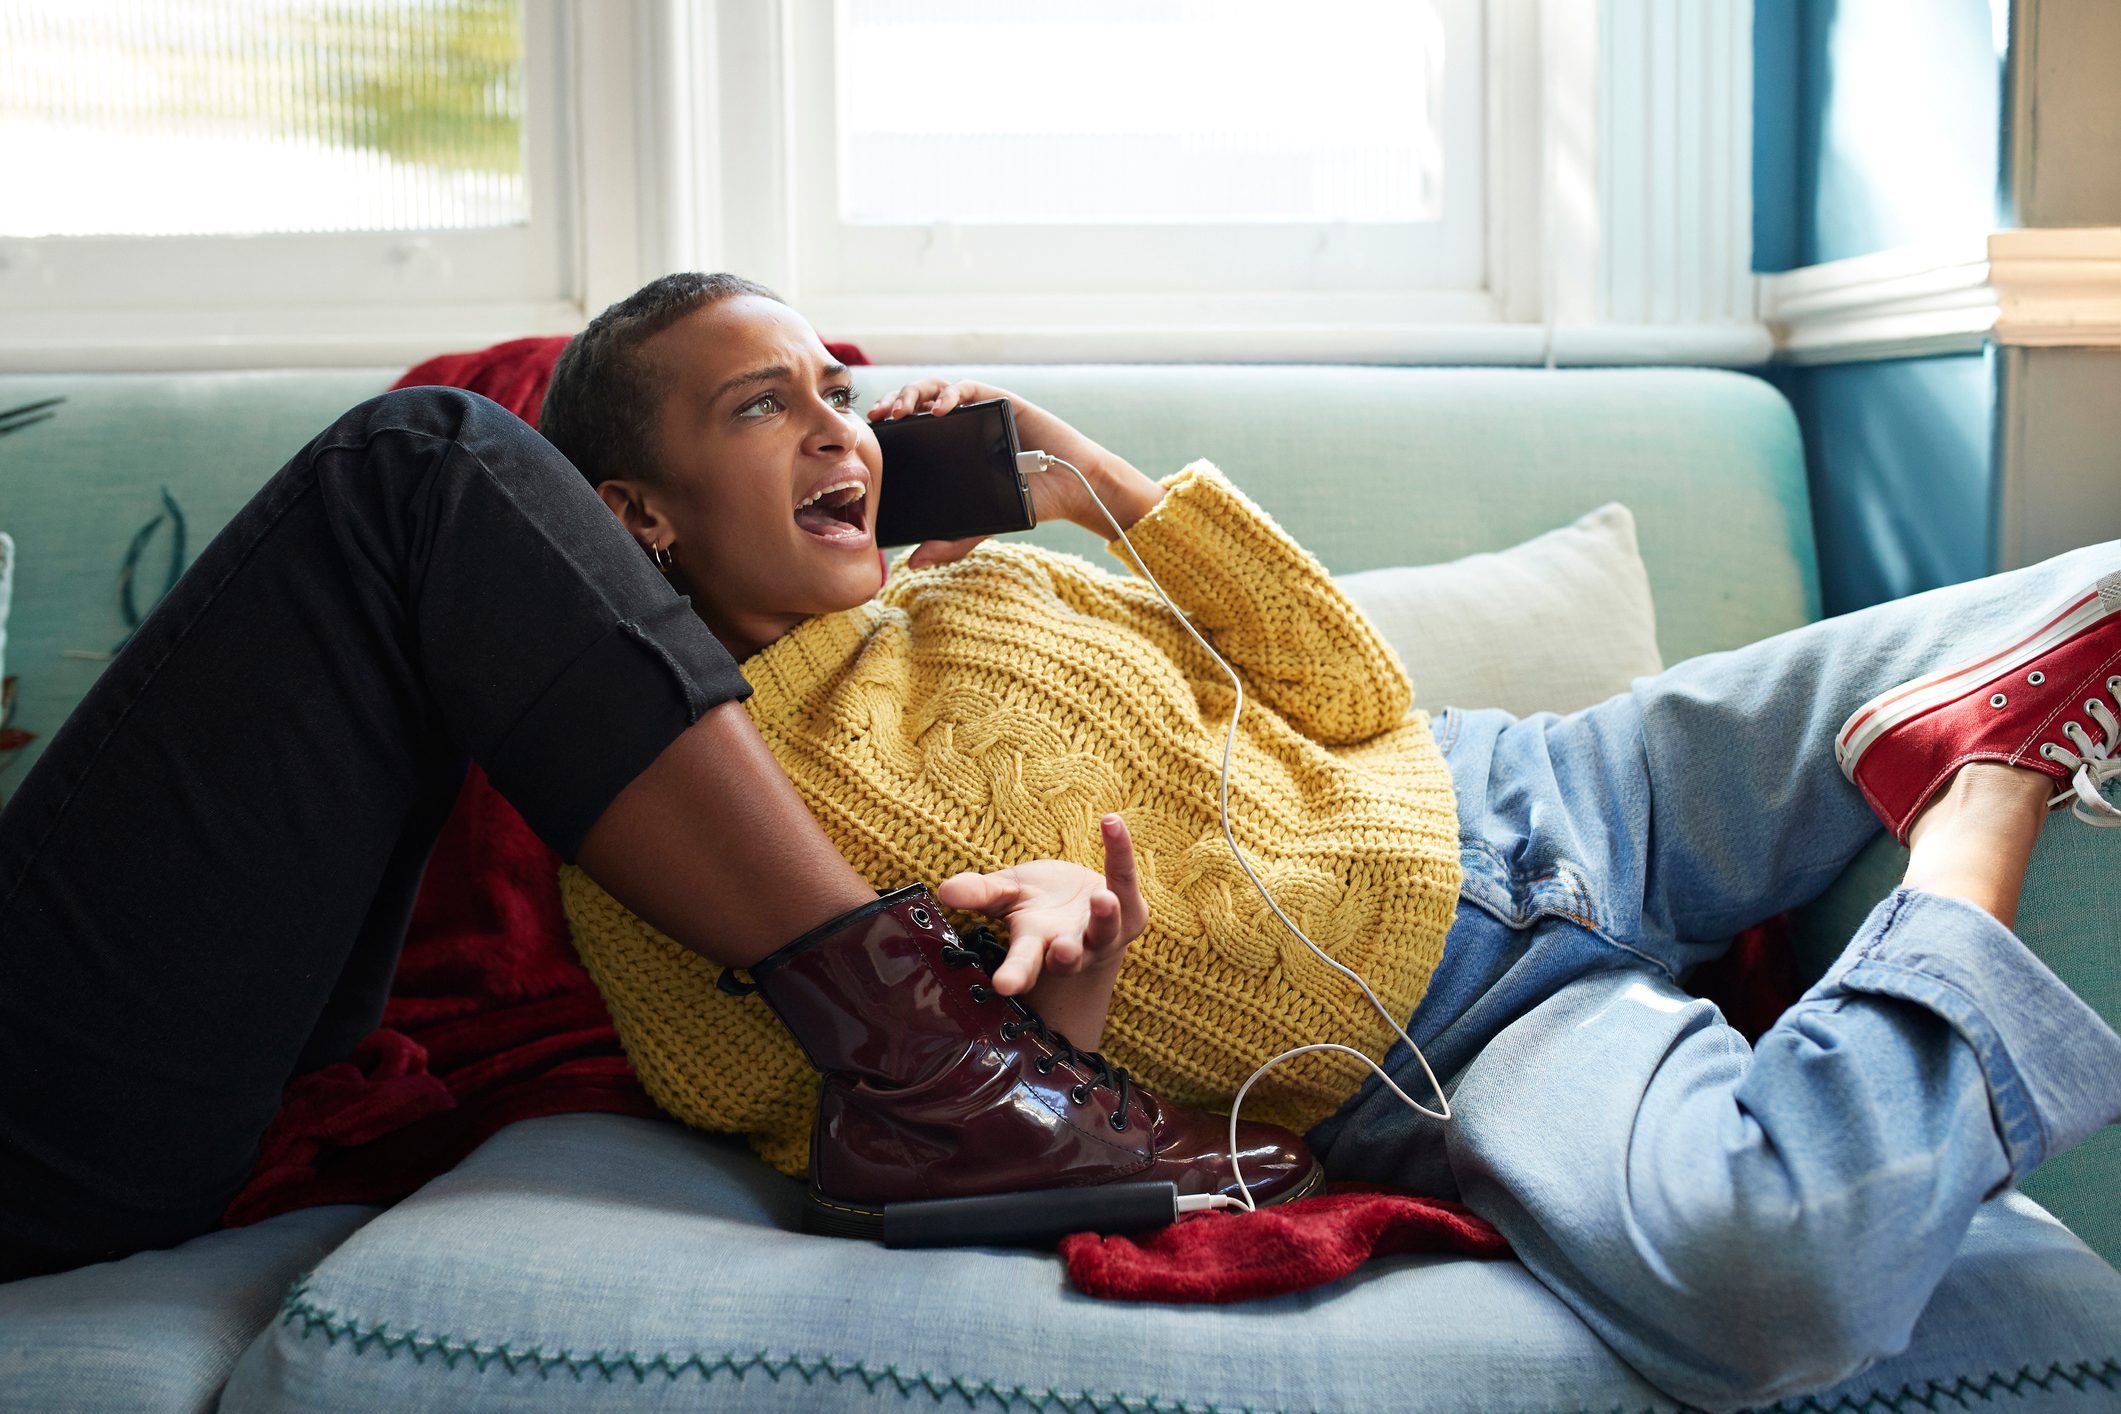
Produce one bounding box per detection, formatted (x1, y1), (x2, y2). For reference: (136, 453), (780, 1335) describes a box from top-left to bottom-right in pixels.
(0, 301), (584, 373)
(817, 321), (1775, 368)
(1759, 228), (2121, 365)
(0, 307), (1776, 374)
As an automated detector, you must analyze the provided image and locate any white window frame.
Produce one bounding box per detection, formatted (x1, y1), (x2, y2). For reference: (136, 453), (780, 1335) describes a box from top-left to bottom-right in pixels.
(0, 0), (1769, 371)
(695, 0), (1765, 365)
(786, 1), (1488, 320)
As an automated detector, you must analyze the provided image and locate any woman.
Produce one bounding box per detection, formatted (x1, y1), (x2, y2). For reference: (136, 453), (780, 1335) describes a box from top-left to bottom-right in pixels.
(540, 274), (2121, 1409)
(5, 269), (2115, 1410)
(0, 289), (1292, 1285)
(546, 278), (1463, 1178)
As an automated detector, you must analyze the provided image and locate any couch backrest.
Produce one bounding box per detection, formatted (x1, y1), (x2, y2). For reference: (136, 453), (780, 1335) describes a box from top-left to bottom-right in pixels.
(873, 364), (1819, 651)
(0, 365), (1814, 785)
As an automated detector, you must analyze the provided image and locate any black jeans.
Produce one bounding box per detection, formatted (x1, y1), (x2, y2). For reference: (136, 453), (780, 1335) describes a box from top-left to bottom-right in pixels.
(0, 388), (748, 1279)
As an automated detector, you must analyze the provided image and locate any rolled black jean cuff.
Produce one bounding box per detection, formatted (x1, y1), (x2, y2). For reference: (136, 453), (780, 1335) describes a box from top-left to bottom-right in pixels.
(484, 594), (752, 862)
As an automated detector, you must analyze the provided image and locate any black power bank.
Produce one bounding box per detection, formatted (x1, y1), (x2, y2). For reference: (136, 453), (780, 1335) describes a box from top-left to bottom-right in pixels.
(870, 398), (1037, 548)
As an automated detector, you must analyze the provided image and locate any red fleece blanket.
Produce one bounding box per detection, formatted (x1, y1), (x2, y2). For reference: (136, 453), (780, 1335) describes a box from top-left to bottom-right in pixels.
(1061, 1184), (1511, 1303)
(225, 334), (1796, 1304)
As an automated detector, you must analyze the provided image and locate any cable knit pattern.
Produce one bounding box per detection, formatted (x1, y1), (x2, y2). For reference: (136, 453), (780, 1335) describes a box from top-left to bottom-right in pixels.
(562, 461), (1462, 1175)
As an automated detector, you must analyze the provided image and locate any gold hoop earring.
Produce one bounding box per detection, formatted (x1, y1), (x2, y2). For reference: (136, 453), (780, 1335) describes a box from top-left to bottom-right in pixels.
(648, 541), (675, 575)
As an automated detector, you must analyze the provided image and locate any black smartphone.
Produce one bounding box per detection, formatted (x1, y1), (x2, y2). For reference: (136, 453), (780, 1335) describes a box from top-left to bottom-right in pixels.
(870, 398), (1037, 548)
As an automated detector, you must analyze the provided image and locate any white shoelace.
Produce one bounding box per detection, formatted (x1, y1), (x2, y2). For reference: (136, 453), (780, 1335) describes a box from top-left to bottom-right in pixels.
(2044, 696), (2121, 827)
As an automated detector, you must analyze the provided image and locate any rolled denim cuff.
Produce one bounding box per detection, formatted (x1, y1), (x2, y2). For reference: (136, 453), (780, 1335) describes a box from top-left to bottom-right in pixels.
(485, 596), (751, 863)
(1808, 887), (2121, 1181)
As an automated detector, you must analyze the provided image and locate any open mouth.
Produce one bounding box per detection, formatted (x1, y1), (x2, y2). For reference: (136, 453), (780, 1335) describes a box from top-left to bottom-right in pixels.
(793, 478), (869, 542)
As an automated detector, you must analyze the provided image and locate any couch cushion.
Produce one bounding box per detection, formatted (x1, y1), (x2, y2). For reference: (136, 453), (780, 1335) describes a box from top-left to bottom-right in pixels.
(221, 1114), (2121, 1413)
(0, 369), (398, 785)
(0, 1203), (378, 1414)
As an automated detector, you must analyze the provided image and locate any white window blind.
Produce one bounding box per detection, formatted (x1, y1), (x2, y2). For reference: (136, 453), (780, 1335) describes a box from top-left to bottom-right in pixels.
(1, 0), (528, 239)
(0, 0), (575, 369)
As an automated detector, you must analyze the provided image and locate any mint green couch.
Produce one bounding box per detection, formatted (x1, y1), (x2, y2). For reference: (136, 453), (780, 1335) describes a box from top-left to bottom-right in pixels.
(1, 366), (2115, 1414)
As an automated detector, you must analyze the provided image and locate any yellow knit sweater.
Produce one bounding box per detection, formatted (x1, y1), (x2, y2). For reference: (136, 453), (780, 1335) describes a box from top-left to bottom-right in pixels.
(561, 462), (1462, 1176)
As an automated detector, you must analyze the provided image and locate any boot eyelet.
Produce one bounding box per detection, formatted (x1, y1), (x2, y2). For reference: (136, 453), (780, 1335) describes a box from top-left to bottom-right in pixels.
(1990, 693), (2008, 708)
(968, 983), (993, 1003)
(999, 1020), (1020, 1041)
(2027, 671), (2046, 685)
(2089, 700), (2103, 715)
(1109, 1113), (1128, 1133)
(1035, 1056), (1055, 1075)
(2041, 743), (2067, 761)
(1069, 1083), (1091, 1105)
(909, 906), (932, 929)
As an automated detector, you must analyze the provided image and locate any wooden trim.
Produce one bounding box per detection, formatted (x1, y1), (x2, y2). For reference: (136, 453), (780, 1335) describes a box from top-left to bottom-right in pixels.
(1989, 226), (2121, 347)
(1761, 243), (1996, 363)
(1762, 227), (2121, 363)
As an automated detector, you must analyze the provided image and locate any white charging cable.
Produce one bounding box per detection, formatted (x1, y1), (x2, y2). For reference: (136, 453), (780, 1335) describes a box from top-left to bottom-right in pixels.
(1016, 449), (1453, 1213)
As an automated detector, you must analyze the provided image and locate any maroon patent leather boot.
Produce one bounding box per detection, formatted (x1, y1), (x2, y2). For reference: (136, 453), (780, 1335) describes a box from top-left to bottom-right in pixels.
(724, 884), (1324, 1238)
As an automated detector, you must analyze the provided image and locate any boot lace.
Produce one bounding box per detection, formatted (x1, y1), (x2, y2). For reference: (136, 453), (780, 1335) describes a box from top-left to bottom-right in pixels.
(941, 925), (1138, 1131)
(2036, 678), (2121, 828)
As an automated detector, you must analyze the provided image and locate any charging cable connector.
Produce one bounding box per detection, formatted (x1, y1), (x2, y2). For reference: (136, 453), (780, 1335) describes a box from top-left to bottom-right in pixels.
(1175, 1193), (1245, 1215)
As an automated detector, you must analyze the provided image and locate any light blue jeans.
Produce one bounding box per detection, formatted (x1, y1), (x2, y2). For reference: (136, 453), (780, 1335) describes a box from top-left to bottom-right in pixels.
(1307, 539), (2121, 1411)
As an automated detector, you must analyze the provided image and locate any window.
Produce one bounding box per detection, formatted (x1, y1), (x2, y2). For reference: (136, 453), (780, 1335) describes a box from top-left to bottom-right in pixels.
(840, 7), (1446, 227)
(2, 0), (1762, 369)
(772, 0), (1490, 351)
(0, 0), (574, 367)
(4, 0), (529, 239)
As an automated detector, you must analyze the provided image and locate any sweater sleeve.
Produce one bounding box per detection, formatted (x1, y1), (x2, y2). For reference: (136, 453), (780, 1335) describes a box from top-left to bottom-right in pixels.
(1102, 460), (1413, 745)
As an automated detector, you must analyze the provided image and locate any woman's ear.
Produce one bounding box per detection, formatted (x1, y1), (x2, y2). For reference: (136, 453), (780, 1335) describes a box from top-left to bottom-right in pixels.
(594, 479), (667, 548)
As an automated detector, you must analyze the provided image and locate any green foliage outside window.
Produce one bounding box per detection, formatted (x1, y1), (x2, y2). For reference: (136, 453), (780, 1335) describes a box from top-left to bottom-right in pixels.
(0, 0), (523, 178)
(314, 0), (523, 175)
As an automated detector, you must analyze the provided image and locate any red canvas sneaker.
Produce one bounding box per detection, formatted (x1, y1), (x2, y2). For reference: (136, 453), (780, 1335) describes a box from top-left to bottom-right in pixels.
(1837, 572), (2121, 843)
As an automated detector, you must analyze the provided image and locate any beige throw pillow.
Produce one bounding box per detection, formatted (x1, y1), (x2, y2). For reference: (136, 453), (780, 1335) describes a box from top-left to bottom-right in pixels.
(1336, 503), (1663, 716)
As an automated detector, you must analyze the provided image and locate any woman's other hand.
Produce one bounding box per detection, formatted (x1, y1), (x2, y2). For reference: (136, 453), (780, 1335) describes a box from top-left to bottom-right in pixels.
(932, 813), (1147, 999)
(867, 378), (1165, 567)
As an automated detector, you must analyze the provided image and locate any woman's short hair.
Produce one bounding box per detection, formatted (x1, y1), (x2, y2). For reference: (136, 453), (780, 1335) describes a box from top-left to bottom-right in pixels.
(540, 271), (782, 490)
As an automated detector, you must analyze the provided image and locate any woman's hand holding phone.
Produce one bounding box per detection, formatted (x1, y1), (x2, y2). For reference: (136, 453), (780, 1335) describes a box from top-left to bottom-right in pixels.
(868, 378), (1165, 568)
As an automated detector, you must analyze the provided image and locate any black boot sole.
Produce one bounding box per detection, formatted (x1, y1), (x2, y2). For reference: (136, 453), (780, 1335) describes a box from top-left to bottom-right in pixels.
(803, 1190), (891, 1240)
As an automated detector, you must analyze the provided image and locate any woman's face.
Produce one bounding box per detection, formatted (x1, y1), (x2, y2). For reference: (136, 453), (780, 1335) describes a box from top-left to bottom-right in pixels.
(623, 294), (885, 657)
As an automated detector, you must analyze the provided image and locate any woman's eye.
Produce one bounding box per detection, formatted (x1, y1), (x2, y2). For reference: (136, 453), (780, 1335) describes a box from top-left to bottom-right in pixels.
(738, 392), (782, 418)
(827, 386), (857, 410)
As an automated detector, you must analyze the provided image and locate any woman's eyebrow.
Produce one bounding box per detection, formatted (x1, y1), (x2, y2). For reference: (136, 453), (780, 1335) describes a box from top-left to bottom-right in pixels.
(707, 363), (790, 407)
(707, 362), (851, 407)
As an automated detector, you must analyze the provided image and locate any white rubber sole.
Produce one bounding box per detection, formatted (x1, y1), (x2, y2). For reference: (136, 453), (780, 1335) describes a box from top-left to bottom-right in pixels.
(1835, 571), (2121, 778)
